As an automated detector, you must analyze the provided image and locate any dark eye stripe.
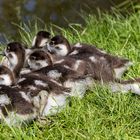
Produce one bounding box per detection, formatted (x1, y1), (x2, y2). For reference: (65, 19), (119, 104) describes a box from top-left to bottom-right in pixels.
(50, 42), (54, 45)
(55, 46), (62, 50)
(7, 54), (13, 58)
(0, 77), (4, 80)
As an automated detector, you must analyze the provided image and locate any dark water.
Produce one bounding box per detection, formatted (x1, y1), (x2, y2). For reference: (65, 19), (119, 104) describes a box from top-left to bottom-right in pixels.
(0, 0), (139, 42)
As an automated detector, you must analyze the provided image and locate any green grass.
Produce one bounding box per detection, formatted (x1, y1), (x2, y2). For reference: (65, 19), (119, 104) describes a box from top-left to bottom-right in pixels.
(0, 10), (140, 140)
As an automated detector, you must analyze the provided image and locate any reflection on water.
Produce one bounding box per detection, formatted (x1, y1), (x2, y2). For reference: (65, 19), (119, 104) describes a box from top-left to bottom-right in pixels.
(0, 0), (139, 42)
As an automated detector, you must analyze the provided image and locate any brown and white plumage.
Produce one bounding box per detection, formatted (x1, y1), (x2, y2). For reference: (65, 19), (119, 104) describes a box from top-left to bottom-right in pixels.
(0, 42), (70, 125)
(48, 35), (132, 79)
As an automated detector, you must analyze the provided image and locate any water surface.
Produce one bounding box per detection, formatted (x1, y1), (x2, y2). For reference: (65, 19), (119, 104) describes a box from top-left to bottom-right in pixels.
(0, 0), (139, 42)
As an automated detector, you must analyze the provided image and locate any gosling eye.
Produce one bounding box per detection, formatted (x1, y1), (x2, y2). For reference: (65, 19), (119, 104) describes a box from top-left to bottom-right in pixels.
(0, 77), (4, 81)
(55, 46), (61, 50)
(8, 53), (13, 58)
(49, 41), (54, 45)
(7, 46), (10, 50)
(39, 95), (42, 100)
(36, 63), (41, 67)
(30, 56), (36, 60)
(6, 48), (10, 52)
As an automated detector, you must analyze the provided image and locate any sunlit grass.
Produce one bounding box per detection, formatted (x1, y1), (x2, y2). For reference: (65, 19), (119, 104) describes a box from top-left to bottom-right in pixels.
(0, 10), (140, 140)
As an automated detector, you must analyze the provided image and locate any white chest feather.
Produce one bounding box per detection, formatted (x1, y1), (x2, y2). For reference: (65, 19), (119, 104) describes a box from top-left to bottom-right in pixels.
(64, 77), (93, 98)
(42, 93), (67, 116)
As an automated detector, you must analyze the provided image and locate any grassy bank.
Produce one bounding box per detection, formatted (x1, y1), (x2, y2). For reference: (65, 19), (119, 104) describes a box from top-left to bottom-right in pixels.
(0, 11), (140, 140)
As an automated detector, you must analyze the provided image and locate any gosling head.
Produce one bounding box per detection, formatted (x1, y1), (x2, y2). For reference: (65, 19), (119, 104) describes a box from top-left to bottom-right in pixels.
(3, 42), (25, 70)
(48, 35), (71, 56)
(28, 50), (52, 70)
(32, 31), (51, 49)
(0, 65), (15, 86)
(2, 42), (26, 80)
